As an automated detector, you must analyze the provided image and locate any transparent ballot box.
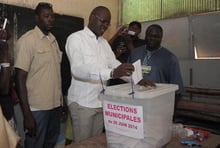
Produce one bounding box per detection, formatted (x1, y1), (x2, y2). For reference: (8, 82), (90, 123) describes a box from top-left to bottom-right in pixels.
(100, 83), (178, 148)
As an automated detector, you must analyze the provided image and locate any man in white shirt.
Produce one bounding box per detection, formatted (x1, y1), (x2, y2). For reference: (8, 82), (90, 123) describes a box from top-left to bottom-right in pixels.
(65, 6), (154, 142)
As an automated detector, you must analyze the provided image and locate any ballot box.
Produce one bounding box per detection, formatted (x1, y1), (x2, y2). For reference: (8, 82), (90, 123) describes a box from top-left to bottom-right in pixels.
(100, 83), (178, 148)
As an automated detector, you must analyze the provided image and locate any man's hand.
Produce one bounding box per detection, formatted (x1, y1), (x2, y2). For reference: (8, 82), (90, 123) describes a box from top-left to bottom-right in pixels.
(138, 79), (156, 87)
(61, 103), (68, 122)
(115, 44), (127, 58)
(24, 113), (37, 137)
(113, 63), (134, 78)
(116, 26), (128, 37)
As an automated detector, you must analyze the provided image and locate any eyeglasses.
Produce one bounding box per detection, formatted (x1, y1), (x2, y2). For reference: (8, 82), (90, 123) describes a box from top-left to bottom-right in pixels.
(94, 15), (110, 26)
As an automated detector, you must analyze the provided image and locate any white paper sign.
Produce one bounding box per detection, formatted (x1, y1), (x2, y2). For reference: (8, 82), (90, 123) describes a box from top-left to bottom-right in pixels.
(103, 100), (144, 139)
(132, 59), (143, 84)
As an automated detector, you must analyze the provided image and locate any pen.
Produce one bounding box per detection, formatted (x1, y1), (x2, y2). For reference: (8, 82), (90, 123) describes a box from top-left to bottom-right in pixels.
(2, 18), (7, 30)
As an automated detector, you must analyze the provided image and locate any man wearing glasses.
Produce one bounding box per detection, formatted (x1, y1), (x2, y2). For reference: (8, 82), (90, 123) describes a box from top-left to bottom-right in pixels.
(66, 6), (154, 142)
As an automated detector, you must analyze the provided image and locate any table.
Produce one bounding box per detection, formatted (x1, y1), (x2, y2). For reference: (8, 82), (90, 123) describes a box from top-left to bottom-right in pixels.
(66, 132), (220, 148)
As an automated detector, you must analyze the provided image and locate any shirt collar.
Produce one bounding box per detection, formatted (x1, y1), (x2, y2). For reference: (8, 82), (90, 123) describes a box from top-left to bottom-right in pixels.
(84, 26), (103, 40)
(146, 46), (162, 56)
(34, 26), (56, 42)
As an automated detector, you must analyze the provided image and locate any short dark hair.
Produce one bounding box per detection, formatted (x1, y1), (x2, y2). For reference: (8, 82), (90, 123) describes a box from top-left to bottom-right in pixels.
(35, 2), (53, 15)
(129, 21), (142, 29)
(146, 24), (163, 36)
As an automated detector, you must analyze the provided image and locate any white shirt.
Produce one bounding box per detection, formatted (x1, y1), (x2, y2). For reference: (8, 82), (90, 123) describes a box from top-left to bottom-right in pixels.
(65, 27), (121, 108)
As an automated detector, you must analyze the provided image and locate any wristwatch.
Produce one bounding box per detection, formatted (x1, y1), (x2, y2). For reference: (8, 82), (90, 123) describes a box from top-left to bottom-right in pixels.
(0, 62), (10, 70)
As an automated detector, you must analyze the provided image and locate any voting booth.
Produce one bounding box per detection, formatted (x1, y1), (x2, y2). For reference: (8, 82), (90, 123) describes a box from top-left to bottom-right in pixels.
(100, 83), (178, 148)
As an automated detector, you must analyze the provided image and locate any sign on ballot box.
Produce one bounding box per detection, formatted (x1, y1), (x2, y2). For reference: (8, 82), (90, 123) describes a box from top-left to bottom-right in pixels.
(103, 100), (144, 139)
(100, 83), (178, 148)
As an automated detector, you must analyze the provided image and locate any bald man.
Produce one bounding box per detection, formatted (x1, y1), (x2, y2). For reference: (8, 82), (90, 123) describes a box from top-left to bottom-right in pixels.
(65, 6), (138, 142)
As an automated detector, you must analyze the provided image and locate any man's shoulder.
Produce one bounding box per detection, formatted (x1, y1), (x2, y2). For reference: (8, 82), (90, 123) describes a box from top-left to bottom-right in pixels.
(67, 29), (85, 40)
(160, 47), (178, 61)
(160, 47), (174, 55)
(18, 29), (37, 41)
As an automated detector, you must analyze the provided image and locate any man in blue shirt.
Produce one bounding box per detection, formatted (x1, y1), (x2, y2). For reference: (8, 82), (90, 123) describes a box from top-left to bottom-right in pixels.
(130, 24), (184, 96)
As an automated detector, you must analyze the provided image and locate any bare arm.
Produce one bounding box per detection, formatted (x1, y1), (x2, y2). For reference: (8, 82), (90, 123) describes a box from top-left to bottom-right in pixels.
(0, 41), (10, 94)
(14, 68), (36, 136)
(109, 26), (128, 46)
(0, 29), (10, 95)
(109, 26), (135, 53)
(124, 34), (135, 51)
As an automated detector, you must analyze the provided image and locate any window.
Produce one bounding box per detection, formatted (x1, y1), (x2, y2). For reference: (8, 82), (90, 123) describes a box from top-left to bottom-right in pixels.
(121, 0), (220, 25)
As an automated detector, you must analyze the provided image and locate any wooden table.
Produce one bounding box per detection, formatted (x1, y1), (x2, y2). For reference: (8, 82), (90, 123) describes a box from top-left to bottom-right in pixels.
(66, 132), (220, 148)
(164, 134), (220, 148)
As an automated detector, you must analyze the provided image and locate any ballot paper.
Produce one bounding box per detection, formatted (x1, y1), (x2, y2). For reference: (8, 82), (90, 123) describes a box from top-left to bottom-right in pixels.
(132, 59), (143, 84)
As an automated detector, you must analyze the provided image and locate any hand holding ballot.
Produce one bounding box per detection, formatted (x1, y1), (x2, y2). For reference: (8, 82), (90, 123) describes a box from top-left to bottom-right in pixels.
(112, 63), (134, 78)
(131, 59), (156, 87)
(112, 60), (156, 87)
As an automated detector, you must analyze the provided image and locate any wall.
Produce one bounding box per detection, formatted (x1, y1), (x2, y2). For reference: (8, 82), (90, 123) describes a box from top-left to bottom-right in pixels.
(1, 0), (120, 39)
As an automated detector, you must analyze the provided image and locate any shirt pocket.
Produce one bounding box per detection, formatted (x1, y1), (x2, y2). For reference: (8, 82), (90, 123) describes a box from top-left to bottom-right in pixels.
(34, 48), (52, 67)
